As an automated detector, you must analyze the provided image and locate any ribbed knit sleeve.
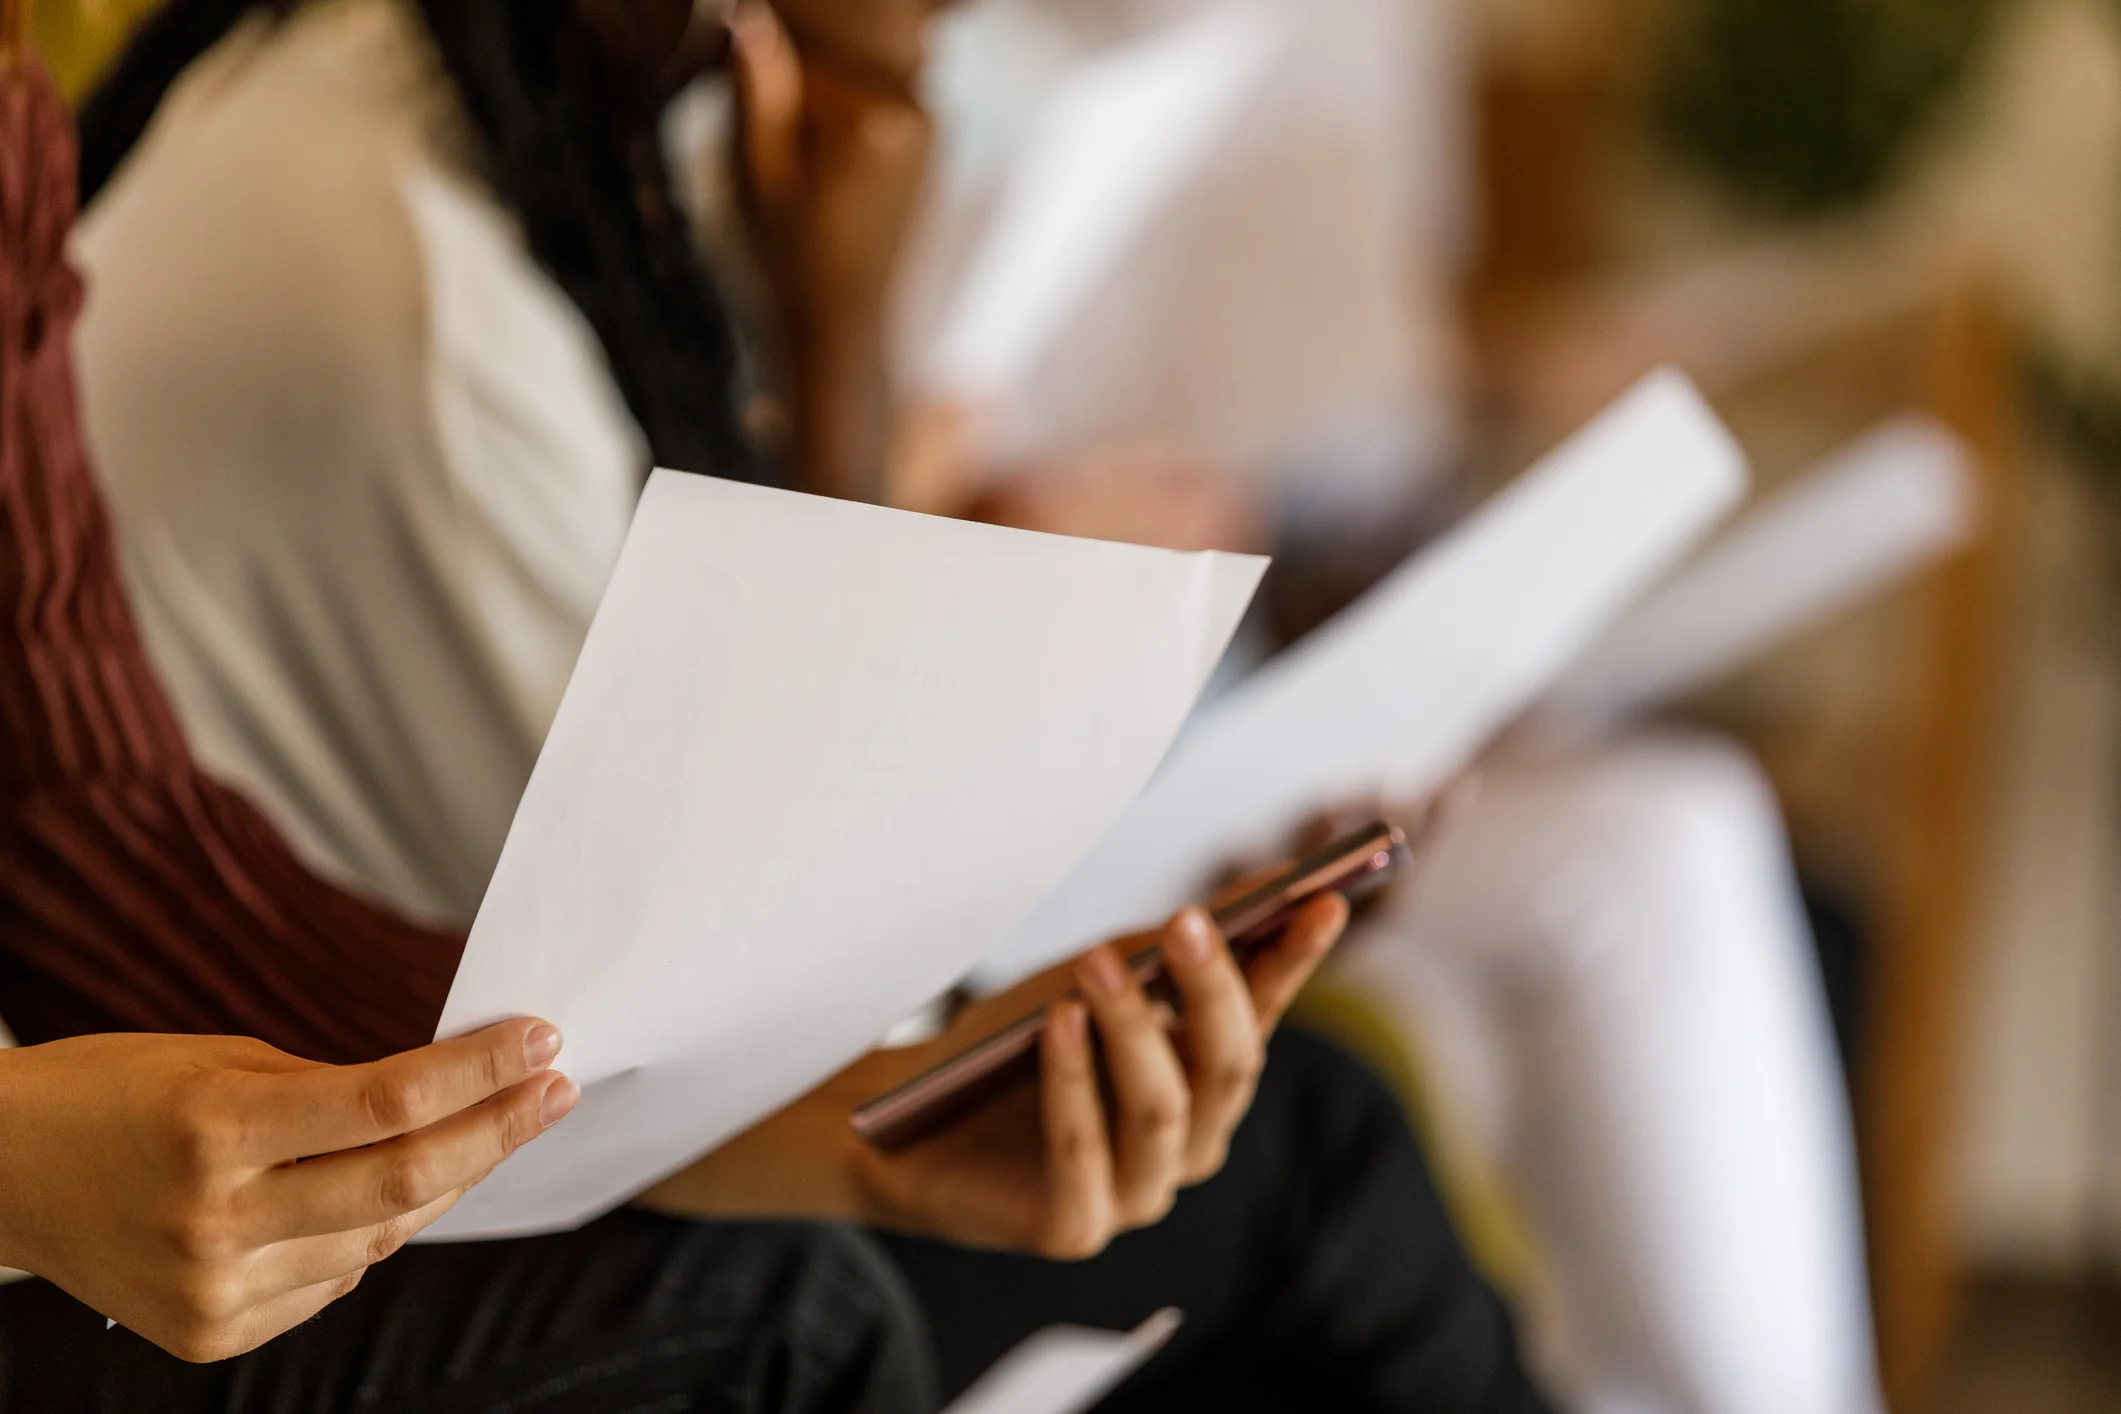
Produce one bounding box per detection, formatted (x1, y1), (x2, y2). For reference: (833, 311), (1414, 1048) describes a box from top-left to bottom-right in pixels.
(1, 56), (462, 1064)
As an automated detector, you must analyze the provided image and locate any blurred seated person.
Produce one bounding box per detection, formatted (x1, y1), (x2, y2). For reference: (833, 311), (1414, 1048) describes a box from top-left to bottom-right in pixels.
(53, 0), (1553, 1407)
(884, 3), (1883, 1413)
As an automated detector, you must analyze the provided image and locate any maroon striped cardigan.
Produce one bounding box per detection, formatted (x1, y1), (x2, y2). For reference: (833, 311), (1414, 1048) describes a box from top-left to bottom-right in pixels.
(1, 56), (461, 1064)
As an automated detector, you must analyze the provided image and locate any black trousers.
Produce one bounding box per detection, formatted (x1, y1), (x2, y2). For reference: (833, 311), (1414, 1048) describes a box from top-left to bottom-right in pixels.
(886, 1029), (1554, 1414)
(0, 1215), (935, 1414)
(1, 1032), (1550, 1414)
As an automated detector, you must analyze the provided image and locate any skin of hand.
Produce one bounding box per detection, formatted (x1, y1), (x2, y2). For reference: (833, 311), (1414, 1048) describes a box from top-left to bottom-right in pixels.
(562, 0), (941, 503)
(1196, 784), (1475, 969)
(962, 442), (1269, 555)
(0, 1020), (578, 1363)
(731, 0), (936, 504)
(640, 894), (1347, 1257)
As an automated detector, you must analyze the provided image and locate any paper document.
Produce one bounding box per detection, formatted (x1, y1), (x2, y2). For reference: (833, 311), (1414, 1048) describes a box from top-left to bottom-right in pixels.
(1540, 414), (1978, 730)
(919, 3), (1286, 404)
(943, 1310), (1182, 1414)
(972, 370), (1746, 991)
(910, 0), (1446, 481)
(427, 473), (1262, 1238)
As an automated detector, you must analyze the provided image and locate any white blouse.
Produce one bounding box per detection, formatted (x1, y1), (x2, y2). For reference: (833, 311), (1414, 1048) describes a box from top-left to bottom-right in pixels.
(76, 0), (651, 927)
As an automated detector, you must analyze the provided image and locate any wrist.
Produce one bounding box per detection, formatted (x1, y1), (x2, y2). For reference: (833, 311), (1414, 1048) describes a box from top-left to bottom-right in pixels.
(635, 1091), (872, 1224)
(0, 1045), (37, 1272)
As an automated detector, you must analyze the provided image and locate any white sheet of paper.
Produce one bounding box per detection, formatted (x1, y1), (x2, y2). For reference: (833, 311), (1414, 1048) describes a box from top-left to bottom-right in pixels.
(918, 2), (1286, 404)
(425, 473), (1262, 1239)
(908, 0), (1459, 487)
(942, 1310), (1182, 1414)
(1539, 414), (1978, 729)
(971, 370), (1746, 991)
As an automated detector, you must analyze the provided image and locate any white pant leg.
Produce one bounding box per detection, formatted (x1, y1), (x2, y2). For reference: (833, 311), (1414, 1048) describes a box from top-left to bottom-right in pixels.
(1333, 731), (1882, 1414)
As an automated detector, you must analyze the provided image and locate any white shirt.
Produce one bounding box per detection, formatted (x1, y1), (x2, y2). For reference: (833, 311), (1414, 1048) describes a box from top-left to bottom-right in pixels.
(73, 0), (955, 1048)
(77, 0), (650, 926)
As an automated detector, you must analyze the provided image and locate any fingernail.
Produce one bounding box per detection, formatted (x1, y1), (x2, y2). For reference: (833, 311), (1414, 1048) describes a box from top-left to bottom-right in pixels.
(1305, 895), (1350, 948)
(1076, 947), (1126, 998)
(1168, 908), (1215, 964)
(1050, 1001), (1088, 1046)
(540, 1075), (580, 1127)
(523, 1023), (563, 1070)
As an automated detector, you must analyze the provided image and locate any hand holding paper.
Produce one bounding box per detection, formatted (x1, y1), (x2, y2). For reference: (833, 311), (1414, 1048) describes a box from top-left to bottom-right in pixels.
(427, 474), (1263, 1239)
(973, 369), (1748, 990)
(645, 892), (1347, 1256)
(424, 370), (1743, 1238)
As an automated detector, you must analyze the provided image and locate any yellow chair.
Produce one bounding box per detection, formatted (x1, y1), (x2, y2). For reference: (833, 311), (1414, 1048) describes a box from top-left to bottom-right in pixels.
(31, 0), (161, 101)
(1290, 981), (1543, 1301)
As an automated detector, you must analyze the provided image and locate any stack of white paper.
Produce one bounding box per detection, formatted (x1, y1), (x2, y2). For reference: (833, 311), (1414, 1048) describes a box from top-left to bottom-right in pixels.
(427, 474), (1262, 1239)
(971, 369), (1747, 991)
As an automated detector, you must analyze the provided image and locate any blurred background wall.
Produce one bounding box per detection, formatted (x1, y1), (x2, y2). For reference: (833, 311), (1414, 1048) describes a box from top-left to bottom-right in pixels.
(1459, 2), (2121, 1406)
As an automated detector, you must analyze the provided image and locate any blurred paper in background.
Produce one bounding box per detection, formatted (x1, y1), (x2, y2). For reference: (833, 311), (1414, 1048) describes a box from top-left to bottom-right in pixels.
(975, 370), (1746, 989)
(941, 1310), (1181, 1414)
(1541, 415), (1981, 732)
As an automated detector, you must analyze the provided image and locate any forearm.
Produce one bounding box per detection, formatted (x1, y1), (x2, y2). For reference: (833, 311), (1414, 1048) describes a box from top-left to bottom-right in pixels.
(639, 959), (1091, 1224)
(0, 1045), (55, 1277)
(760, 30), (933, 506)
(634, 1078), (876, 1224)
(0, 1047), (25, 1272)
